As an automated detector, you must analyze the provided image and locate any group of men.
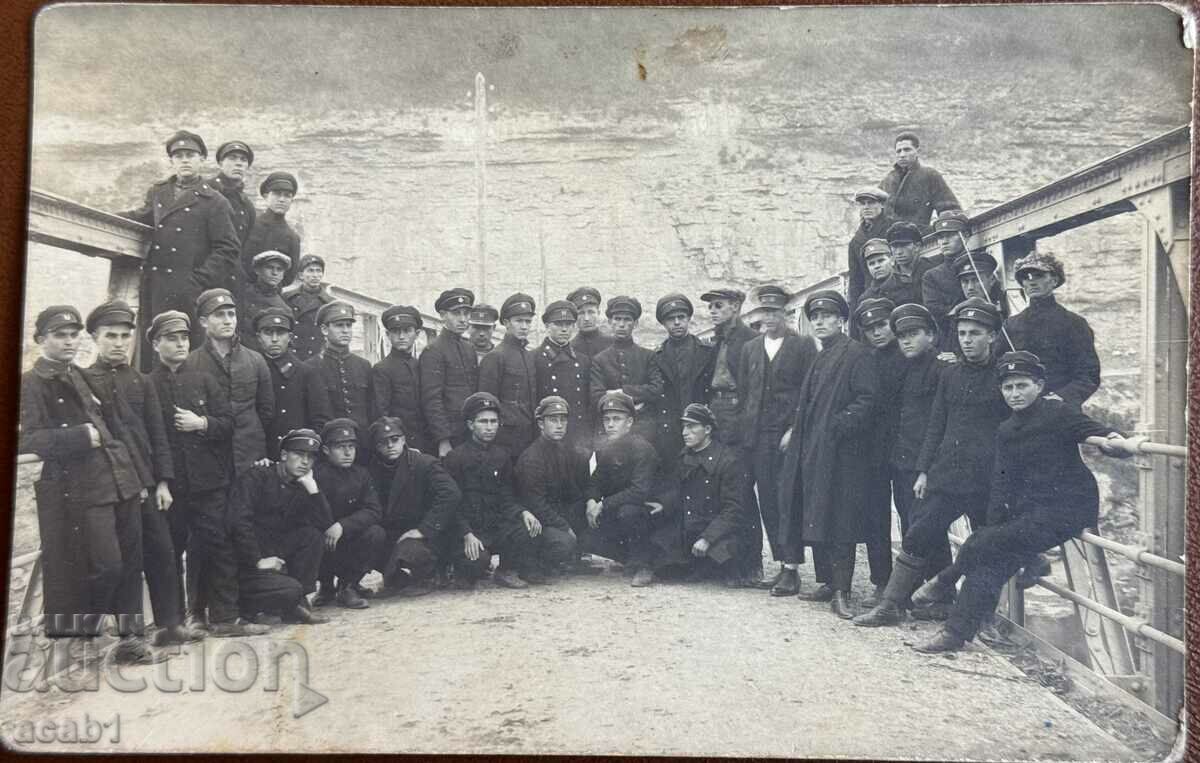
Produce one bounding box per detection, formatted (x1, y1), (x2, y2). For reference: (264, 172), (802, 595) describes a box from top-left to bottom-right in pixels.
(20, 128), (1128, 664)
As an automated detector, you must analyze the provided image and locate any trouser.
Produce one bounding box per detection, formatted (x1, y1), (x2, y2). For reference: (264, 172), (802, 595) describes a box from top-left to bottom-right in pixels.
(730, 447), (762, 579)
(751, 434), (785, 563)
(260, 527), (325, 595)
(139, 495), (182, 628)
(84, 497), (144, 636)
(900, 489), (989, 561)
(534, 525), (578, 572)
(319, 525), (387, 590)
(452, 521), (536, 580)
(170, 488), (239, 624)
(239, 569), (304, 617)
(590, 503), (656, 569)
(891, 468), (952, 581)
(811, 543), (856, 592)
(945, 514), (1076, 641)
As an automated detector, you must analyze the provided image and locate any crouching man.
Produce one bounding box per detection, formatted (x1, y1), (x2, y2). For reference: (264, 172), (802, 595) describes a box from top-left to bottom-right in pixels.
(647, 403), (744, 588)
(514, 396), (582, 579)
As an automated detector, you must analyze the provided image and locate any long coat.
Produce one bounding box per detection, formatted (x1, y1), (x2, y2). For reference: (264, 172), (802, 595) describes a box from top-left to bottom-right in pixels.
(589, 338), (658, 445)
(1003, 295), (1101, 408)
(370, 348), (430, 454)
(534, 339), (592, 456)
(147, 361), (235, 495)
(478, 334), (538, 454)
(420, 328), (479, 447)
(735, 332), (818, 447)
(264, 350), (332, 457)
(182, 339), (275, 476)
(646, 335), (714, 470)
(82, 359), (174, 490)
(778, 333), (879, 549)
(283, 284), (335, 362)
(879, 159), (961, 232)
(306, 346), (372, 450)
(848, 213), (896, 312)
(652, 441), (744, 566)
(241, 210), (302, 287)
(208, 172), (256, 246)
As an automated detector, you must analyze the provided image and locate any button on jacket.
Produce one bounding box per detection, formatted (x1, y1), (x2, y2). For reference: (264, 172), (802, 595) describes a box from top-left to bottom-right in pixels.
(535, 339), (592, 453)
(265, 351), (332, 457)
(371, 348), (429, 453)
(183, 338), (275, 475)
(148, 362), (235, 494)
(307, 345), (372, 443)
(420, 328), (479, 446)
(478, 333), (538, 454)
(646, 334), (714, 469)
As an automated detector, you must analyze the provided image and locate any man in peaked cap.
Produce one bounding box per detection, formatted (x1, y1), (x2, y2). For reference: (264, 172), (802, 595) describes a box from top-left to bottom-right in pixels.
(242, 171), (302, 288)
(535, 300), (593, 460)
(646, 293), (713, 475)
(183, 288), (275, 477)
(858, 238), (895, 304)
(848, 186), (896, 314)
(774, 289), (878, 617)
(880, 131), (961, 232)
(568, 286), (614, 359)
(211, 140), (256, 246)
(421, 287), (479, 458)
(954, 250), (1005, 308)
(514, 396), (584, 579)
(587, 390), (662, 586)
(238, 250), (293, 353)
(735, 285), (818, 590)
(306, 300), (370, 461)
(284, 254), (335, 362)
(921, 210), (972, 351)
(589, 295), (658, 447)
(479, 294), (539, 453)
(311, 419), (386, 609)
(371, 305), (430, 454)
(255, 306), (332, 458)
(467, 304), (499, 363)
(865, 221), (929, 308)
(119, 130), (241, 372)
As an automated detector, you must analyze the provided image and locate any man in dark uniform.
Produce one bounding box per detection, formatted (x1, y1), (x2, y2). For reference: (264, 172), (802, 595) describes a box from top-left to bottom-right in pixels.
(921, 211), (971, 351)
(535, 300), (593, 460)
(648, 403), (745, 587)
(182, 288), (274, 476)
(420, 288), (479, 457)
(858, 238), (895, 304)
(911, 352), (1131, 653)
(20, 306), (161, 663)
(371, 305), (430, 453)
(210, 140), (256, 246)
(311, 419), (386, 609)
(307, 301), (370, 459)
(226, 428), (328, 624)
(83, 301), (204, 646)
(467, 304), (499, 364)
(847, 187), (895, 315)
(118, 131), (241, 370)
(238, 250), (292, 353)
(241, 171), (302, 287)
(255, 307), (332, 457)
(587, 391), (661, 587)
(646, 293), (713, 474)
(870, 221), (929, 307)
(478, 293), (538, 454)
(568, 286), (614, 359)
(283, 255), (335, 362)
(514, 396), (583, 577)
(367, 416), (460, 595)
(589, 295), (658, 446)
(148, 311), (265, 637)
(879, 131), (961, 233)
(735, 285), (818, 591)
(442, 392), (543, 588)
(956, 250), (1007, 309)
(775, 291), (878, 618)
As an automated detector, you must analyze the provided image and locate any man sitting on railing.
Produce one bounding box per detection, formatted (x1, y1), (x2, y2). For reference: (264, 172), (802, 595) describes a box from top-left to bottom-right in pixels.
(909, 351), (1132, 653)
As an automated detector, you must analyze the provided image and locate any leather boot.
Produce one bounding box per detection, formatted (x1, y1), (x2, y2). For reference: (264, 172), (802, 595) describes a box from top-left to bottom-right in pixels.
(913, 628), (966, 654)
(912, 570), (957, 609)
(752, 569), (784, 590)
(853, 552), (926, 628)
(797, 583), (834, 602)
(831, 590), (854, 619)
(769, 567), (800, 596)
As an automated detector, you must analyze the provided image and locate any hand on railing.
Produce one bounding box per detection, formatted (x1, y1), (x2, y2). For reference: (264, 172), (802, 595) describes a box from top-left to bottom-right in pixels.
(1084, 434), (1185, 458)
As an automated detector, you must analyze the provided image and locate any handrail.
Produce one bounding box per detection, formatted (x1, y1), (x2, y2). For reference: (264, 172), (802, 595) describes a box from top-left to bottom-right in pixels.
(1084, 435), (1186, 459)
(1078, 531), (1185, 577)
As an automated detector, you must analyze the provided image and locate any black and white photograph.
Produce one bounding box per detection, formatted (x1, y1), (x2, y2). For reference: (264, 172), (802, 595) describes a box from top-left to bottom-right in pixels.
(0, 3), (1192, 758)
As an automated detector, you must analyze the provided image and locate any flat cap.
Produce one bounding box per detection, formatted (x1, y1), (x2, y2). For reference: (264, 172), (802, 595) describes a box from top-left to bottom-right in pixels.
(889, 303), (935, 334)
(756, 285), (790, 309)
(853, 187), (889, 203)
(252, 250), (292, 270)
(501, 293), (536, 321)
(535, 395), (570, 419)
(165, 130), (206, 157)
(259, 171), (298, 196)
(886, 221), (923, 245)
(462, 391), (501, 420)
(854, 297), (896, 328)
(369, 416), (406, 442)
(317, 300), (356, 325)
(542, 300), (578, 324)
(254, 306), (295, 332)
(148, 310), (191, 341)
(605, 295), (642, 319)
(700, 288), (746, 304)
(950, 297), (1002, 330)
(280, 428), (322, 453)
(321, 418), (359, 445)
(598, 390), (635, 416)
(298, 254), (326, 272)
(804, 289), (850, 319)
(215, 141), (254, 165)
(1014, 251), (1066, 287)
(656, 293), (693, 323)
(567, 287), (602, 309)
(997, 350), (1047, 381)
(435, 288), (475, 313)
(861, 238), (891, 261)
(467, 304), (498, 326)
(196, 288), (236, 317)
(953, 251), (999, 279)
(931, 211), (970, 236)
(35, 305), (83, 337)
(86, 299), (136, 333)
(680, 402), (717, 428)
(382, 305), (422, 331)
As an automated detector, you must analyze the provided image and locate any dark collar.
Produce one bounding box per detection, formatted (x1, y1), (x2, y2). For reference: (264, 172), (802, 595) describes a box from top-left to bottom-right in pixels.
(322, 344), (352, 360)
(502, 333), (528, 349)
(92, 357), (129, 372)
(270, 351), (300, 377)
(818, 331), (849, 351)
(33, 356), (72, 380)
(388, 347), (414, 361)
(1028, 294), (1058, 310)
(682, 441), (720, 473)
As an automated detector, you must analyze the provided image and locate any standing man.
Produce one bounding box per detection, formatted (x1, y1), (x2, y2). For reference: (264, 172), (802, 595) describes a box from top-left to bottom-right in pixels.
(847, 187), (895, 314)
(307, 301), (371, 458)
(210, 140), (256, 246)
(589, 295), (658, 446)
(283, 255), (335, 362)
(238, 250), (292, 353)
(535, 300), (593, 460)
(646, 293), (713, 474)
(879, 131), (961, 233)
(775, 291), (878, 618)
(241, 171), (302, 286)
(255, 307), (332, 457)
(568, 286), (614, 359)
(183, 289), (274, 476)
(371, 305), (430, 453)
(921, 211), (972, 350)
(514, 396), (583, 578)
(119, 130), (241, 370)
(737, 286), (817, 591)
(478, 293), (538, 454)
(420, 288), (479, 457)
(467, 304), (499, 364)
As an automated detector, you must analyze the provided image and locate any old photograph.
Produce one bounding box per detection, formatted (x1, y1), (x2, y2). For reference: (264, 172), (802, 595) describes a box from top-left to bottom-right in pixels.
(0, 3), (1192, 758)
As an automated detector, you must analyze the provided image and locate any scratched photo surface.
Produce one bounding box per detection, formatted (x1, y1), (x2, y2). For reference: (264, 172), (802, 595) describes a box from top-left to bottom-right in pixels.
(3, 4), (1191, 758)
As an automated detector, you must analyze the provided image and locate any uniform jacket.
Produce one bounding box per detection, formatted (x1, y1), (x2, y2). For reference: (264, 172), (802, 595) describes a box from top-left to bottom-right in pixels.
(778, 333), (879, 547)
(921, 260), (1008, 353)
(534, 339), (592, 454)
(420, 328), (479, 446)
(861, 271), (924, 309)
(879, 159), (961, 232)
(264, 351), (332, 457)
(226, 463), (334, 567)
(1003, 295), (1101, 408)
(515, 435), (585, 531)
(735, 332), (818, 446)
(147, 361), (235, 494)
(306, 345), (371, 440)
(237, 280), (290, 353)
(571, 330), (613, 360)
(379, 448), (460, 539)
(313, 460), (382, 536)
(848, 213), (896, 312)
(208, 172), (256, 246)
(241, 210), (301, 287)
(589, 432), (659, 508)
(82, 359), (174, 489)
(652, 440), (744, 565)
(371, 348), (429, 453)
(283, 284), (335, 362)
(182, 338), (274, 475)
(915, 354), (1010, 495)
(890, 349), (946, 472)
(478, 333), (538, 453)
(646, 335), (714, 468)
(589, 337), (658, 443)
(442, 439), (525, 539)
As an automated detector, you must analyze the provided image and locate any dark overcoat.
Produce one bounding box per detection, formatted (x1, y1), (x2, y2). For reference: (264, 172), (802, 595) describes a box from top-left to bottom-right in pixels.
(208, 172), (256, 245)
(514, 435), (586, 531)
(182, 339), (274, 475)
(380, 448), (460, 540)
(534, 339), (592, 455)
(589, 338), (658, 444)
(652, 441), (744, 566)
(306, 346), (372, 451)
(478, 334), (538, 453)
(237, 281), (290, 353)
(83, 359), (174, 490)
(147, 362), (235, 494)
(646, 335), (713, 469)
(879, 159), (961, 232)
(419, 328), (479, 447)
(1003, 295), (1101, 408)
(370, 348), (430, 454)
(313, 461), (382, 535)
(847, 213), (896, 312)
(241, 210), (302, 287)
(589, 432), (660, 508)
(735, 332), (818, 447)
(264, 351), (332, 457)
(283, 284), (335, 362)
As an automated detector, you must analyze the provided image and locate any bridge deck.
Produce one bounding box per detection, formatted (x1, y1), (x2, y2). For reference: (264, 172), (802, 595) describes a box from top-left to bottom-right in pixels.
(0, 567), (1136, 758)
